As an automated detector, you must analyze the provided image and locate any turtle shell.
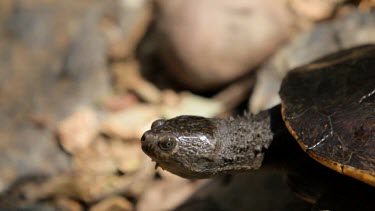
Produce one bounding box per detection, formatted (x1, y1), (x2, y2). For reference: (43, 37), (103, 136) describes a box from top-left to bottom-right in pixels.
(279, 45), (375, 186)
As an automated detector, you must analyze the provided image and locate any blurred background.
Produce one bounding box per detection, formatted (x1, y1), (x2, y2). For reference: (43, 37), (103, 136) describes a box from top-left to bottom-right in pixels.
(0, 0), (374, 210)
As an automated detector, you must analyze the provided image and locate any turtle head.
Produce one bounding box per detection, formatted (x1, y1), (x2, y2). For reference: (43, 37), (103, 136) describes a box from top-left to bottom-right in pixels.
(141, 115), (221, 179)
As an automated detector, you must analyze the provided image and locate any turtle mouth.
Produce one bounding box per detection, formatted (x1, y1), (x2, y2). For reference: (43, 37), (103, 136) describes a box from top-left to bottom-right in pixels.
(154, 162), (160, 169)
(142, 146), (193, 177)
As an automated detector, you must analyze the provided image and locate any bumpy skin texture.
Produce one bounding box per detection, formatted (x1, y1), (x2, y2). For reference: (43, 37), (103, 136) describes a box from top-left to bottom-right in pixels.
(141, 111), (274, 178)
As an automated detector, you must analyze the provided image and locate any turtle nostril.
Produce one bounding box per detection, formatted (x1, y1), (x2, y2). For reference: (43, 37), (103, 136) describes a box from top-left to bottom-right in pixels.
(141, 133), (146, 142)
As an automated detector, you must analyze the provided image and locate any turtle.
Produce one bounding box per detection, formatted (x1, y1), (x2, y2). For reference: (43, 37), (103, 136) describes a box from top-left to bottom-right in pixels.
(141, 45), (375, 207)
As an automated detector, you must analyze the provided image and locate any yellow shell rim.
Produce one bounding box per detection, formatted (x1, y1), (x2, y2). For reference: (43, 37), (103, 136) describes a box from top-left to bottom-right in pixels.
(281, 104), (375, 187)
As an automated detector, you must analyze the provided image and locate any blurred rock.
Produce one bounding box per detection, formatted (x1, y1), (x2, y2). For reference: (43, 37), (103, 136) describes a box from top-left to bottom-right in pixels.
(100, 104), (161, 140)
(289, 0), (343, 21)
(0, 0), (12, 22)
(358, 0), (375, 10)
(0, 0), (108, 192)
(137, 170), (208, 211)
(90, 196), (133, 211)
(161, 91), (224, 118)
(57, 107), (99, 154)
(2, 137), (156, 204)
(0, 176), (48, 210)
(213, 75), (254, 113)
(0, 0), (151, 193)
(112, 60), (163, 103)
(155, 0), (294, 91)
(102, 93), (139, 112)
(54, 197), (83, 211)
(250, 8), (375, 113)
(101, 0), (152, 60)
(67, 138), (155, 202)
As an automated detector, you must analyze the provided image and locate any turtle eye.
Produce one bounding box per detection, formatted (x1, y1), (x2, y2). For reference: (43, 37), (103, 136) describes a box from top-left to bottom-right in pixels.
(158, 137), (177, 151)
